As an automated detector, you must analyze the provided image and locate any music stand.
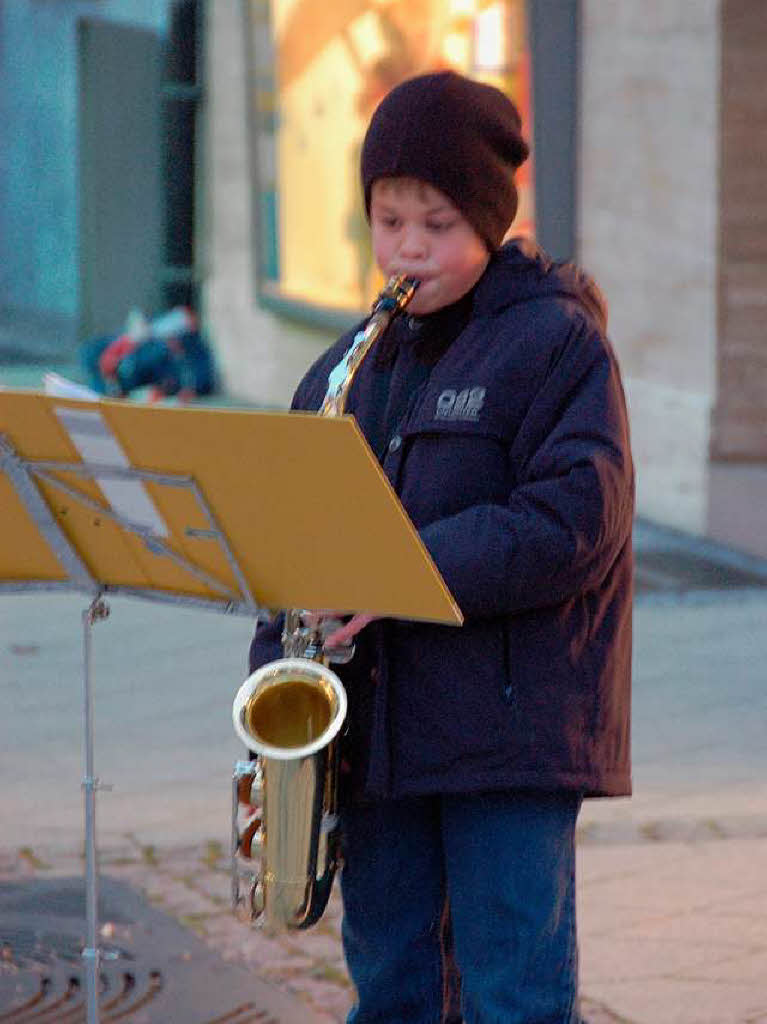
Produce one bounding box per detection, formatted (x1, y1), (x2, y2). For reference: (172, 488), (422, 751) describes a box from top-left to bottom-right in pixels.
(0, 390), (461, 1023)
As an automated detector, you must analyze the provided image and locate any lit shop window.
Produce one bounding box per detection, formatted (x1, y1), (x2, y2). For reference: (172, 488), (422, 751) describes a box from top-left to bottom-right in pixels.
(247, 0), (534, 324)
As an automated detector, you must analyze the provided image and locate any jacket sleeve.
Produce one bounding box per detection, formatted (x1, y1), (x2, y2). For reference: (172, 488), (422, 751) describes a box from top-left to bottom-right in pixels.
(248, 614), (284, 673)
(419, 316), (634, 618)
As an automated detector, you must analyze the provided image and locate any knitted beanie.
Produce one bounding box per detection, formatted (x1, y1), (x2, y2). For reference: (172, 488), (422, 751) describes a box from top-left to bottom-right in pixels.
(361, 70), (529, 250)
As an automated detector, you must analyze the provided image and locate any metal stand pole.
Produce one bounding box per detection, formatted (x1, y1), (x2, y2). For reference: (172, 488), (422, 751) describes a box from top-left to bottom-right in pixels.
(1, 428), (267, 1018)
(82, 595), (109, 1024)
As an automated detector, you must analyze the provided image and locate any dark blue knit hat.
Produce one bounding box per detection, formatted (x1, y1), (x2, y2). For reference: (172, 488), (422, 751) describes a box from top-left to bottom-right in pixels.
(361, 70), (529, 250)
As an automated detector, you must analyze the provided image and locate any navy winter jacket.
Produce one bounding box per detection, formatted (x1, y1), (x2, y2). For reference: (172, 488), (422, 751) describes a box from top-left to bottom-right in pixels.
(249, 240), (634, 801)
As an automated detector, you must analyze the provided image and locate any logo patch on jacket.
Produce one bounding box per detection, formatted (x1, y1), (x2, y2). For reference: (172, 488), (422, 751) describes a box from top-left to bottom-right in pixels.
(435, 387), (486, 421)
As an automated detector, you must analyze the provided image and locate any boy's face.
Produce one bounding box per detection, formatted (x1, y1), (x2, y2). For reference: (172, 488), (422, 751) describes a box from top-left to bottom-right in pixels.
(369, 178), (489, 316)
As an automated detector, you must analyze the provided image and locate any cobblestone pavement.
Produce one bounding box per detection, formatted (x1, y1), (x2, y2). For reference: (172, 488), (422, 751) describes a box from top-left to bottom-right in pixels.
(1, 836), (633, 1023)
(7, 830), (767, 1022)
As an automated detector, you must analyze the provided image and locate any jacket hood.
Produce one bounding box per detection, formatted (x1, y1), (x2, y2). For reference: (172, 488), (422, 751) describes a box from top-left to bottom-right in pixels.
(475, 237), (608, 333)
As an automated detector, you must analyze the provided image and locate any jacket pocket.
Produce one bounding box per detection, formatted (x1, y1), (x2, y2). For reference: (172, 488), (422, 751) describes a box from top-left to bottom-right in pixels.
(396, 424), (512, 525)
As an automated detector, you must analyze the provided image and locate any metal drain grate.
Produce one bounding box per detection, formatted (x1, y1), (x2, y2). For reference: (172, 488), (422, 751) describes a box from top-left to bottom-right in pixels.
(0, 958), (281, 1024)
(1, 925), (132, 968)
(0, 878), (318, 1023)
(0, 963), (162, 1022)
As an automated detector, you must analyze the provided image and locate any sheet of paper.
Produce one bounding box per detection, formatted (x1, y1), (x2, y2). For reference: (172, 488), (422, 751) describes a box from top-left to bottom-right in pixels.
(44, 372), (101, 401)
(54, 406), (168, 537)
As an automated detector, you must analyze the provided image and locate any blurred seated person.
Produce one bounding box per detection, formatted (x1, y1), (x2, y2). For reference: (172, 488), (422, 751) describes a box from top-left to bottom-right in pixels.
(81, 307), (216, 402)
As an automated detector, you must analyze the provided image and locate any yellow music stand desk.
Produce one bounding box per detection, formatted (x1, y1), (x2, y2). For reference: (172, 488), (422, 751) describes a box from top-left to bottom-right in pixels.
(0, 389), (461, 1022)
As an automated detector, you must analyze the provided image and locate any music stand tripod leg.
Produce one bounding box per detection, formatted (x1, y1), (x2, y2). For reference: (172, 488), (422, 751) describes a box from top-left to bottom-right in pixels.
(82, 594), (109, 1024)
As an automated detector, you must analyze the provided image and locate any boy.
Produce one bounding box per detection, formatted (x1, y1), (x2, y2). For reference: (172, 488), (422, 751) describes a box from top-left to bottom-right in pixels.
(249, 70), (634, 1023)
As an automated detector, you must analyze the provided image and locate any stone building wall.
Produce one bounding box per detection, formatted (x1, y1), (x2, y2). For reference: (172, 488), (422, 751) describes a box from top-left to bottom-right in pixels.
(578, 1), (721, 536)
(707, 0), (767, 557)
(713, 0), (767, 461)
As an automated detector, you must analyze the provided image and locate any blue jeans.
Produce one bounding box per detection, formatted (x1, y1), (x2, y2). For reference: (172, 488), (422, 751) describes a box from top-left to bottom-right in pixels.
(340, 790), (582, 1024)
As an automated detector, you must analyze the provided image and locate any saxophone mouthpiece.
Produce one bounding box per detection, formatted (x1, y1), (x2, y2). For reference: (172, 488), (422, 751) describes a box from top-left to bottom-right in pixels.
(373, 276), (420, 317)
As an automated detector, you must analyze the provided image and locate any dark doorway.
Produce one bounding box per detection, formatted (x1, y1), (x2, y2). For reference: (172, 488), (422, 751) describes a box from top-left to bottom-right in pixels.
(161, 0), (203, 312)
(78, 19), (164, 339)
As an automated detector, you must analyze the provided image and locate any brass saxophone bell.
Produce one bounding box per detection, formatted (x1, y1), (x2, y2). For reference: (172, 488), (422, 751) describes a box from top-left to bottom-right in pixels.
(232, 658), (346, 757)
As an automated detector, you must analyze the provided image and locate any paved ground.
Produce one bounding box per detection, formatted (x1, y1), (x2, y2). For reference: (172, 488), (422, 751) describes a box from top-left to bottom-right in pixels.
(0, 871), (308, 1023)
(2, 360), (767, 1021)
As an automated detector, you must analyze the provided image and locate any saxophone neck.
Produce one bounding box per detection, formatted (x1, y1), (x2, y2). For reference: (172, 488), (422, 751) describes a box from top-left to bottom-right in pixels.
(319, 275), (419, 417)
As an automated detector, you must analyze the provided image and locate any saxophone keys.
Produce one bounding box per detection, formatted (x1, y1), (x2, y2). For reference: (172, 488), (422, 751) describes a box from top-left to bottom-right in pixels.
(239, 817), (264, 860)
(236, 764), (263, 805)
(250, 880), (265, 917)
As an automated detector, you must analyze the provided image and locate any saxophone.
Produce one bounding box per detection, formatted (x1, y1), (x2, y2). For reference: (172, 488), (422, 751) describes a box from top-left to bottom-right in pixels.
(231, 276), (419, 930)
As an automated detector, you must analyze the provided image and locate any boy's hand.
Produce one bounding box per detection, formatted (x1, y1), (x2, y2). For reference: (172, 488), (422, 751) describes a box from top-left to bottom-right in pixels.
(324, 614), (377, 647)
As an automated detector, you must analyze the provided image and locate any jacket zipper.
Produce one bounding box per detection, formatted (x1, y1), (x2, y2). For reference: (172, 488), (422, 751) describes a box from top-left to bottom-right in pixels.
(502, 620), (514, 704)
